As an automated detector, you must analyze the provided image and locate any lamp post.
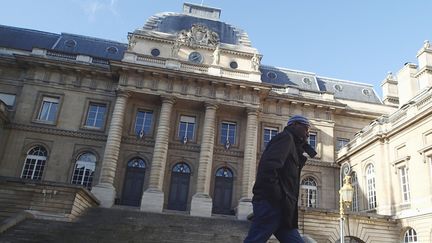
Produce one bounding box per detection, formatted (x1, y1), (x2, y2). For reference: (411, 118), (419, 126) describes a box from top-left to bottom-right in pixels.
(339, 175), (354, 243)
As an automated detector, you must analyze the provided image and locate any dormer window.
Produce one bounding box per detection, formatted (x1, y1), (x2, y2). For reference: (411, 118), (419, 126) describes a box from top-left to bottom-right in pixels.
(106, 46), (118, 54)
(334, 84), (343, 92)
(302, 77), (312, 85)
(64, 39), (77, 48)
(267, 71), (277, 80)
(362, 88), (371, 96)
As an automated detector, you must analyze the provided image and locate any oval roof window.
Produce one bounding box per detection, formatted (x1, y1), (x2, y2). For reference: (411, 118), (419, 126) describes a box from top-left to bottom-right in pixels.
(302, 77), (312, 85)
(362, 88), (371, 96)
(151, 48), (160, 57)
(267, 71), (277, 80)
(106, 46), (118, 54)
(64, 39), (77, 48)
(334, 84), (343, 92)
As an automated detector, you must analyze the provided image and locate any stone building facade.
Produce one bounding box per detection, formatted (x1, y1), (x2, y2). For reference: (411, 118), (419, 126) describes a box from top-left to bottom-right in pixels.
(337, 42), (432, 242)
(2, 3), (429, 242)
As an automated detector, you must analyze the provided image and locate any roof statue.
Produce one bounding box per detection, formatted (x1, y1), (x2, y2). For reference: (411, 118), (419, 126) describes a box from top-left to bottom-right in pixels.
(251, 53), (261, 71)
(424, 40), (430, 49)
(212, 45), (220, 65)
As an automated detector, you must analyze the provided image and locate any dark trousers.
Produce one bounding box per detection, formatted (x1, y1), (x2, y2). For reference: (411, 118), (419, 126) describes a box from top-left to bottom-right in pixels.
(244, 200), (304, 243)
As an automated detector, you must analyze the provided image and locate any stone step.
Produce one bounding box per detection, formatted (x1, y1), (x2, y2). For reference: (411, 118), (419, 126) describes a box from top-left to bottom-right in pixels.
(0, 207), (251, 243)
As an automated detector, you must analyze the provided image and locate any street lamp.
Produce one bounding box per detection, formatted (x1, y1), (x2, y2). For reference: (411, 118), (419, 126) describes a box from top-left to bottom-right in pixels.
(339, 175), (354, 243)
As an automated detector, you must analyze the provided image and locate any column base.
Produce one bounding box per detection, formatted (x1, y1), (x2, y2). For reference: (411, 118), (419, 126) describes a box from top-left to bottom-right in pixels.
(190, 193), (213, 217)
(236, 197), (252, 220)
(140, 188), (164, 213)
(91, 183), (116, 208)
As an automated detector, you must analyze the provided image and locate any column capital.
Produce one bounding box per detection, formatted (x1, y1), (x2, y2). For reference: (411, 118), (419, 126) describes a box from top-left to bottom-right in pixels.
(116, 89), (131, 98)
(246, 107), (260, 116)
(160, 95), (176, 104)
(204, 102), (218, 110)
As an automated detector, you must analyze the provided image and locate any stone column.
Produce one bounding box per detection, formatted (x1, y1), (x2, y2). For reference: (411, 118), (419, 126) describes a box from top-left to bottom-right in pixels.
(237, 108), (259, 220)
(140, 96), (175, 212)
(190, 103), (218, 217)
(91, 91), (130, 207)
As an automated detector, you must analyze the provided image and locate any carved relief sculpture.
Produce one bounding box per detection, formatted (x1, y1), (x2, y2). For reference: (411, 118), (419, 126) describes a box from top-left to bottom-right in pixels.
(176, 24), (219, 47)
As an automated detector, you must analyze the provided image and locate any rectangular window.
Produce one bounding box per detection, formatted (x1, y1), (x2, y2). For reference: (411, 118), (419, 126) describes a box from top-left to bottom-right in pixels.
(308, 132), (317, 150)
(134, 111), (153, 136)
(367, 177), (376, 209)
(336, 138), (350, 151)
(221, 121), (236, 146)
(399, 166), (411, 203)
(263, 127), (278, 148)
(352, 184), (359, 212)
(85, 103), (106, 129)
(37, 96), (59, 122)
(178, 115), (196, 142)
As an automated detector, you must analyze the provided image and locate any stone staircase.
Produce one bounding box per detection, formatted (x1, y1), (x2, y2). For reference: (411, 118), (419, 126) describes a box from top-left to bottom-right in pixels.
(0, 207), (251, 243)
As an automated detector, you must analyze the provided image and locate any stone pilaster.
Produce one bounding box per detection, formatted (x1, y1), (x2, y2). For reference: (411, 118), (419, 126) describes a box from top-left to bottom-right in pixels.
(140, 96), (175, 212)
(377, 138), (393, 215)
(191, 103), (218, 217)
(91, 91), (130, 208)
(237, 108), (258, 220)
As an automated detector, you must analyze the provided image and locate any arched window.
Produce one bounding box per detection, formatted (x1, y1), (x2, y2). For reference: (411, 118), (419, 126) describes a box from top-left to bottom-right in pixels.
(215, 167), (233, 178)
(404, 228), (418, 242)
(21, 146), (48, 180)
(172, 162), (191, 173)
(351, 172), (359, 212)
(300, 177), (318, 208)
(127, 157), (146, 168)
(71, 152), (96, 189)
(366, 164), (377, 209)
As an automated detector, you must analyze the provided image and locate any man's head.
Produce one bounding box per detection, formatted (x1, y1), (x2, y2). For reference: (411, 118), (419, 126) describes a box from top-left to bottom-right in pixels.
(287, 115), (310, 142)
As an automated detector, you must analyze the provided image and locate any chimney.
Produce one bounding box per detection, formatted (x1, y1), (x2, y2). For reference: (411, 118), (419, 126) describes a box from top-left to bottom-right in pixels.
(416, 40), (432, 90)
(396, 62), (418, 107)
(381, 72), (399, 107)
(183, 3), (221, 20)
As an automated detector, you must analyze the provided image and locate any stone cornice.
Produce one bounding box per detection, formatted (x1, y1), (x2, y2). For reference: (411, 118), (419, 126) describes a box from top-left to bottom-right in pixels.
(391, 156), (410, 167)
(8, 123), (108, 141)
(14, 54), (112, 74)
(109, 60), (272, 90)
(337, 88), (432, 163)
(414, 65), (432, 78)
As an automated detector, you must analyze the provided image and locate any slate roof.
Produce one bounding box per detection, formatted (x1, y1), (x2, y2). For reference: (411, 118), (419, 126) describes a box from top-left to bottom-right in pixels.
(261, 65), (382, 104)
(0, 25), (127, 61)
(142, 12), (251, 46)
(0, 24), (382, 104)
(0, 25), (59, 51)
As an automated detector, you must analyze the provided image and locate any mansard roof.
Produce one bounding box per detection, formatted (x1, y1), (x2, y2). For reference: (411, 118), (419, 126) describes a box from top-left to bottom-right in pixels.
(0, 25), (59, 51)
(0, 25), (127, 61)
(0, 24), (382, 104)
(261, 65), (382, 104)
(140, 12), (252, 46)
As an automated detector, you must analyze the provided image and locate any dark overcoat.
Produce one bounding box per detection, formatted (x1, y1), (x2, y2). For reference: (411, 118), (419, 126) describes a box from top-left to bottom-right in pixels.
(252, 126), (307, 229)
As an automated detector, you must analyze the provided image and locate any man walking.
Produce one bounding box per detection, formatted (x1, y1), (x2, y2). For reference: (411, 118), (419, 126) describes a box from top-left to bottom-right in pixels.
(244, 115), (317, 243)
